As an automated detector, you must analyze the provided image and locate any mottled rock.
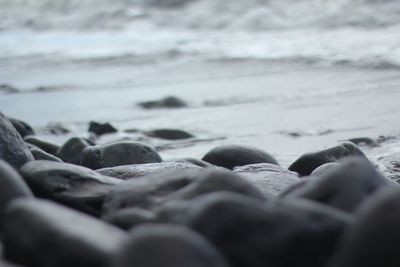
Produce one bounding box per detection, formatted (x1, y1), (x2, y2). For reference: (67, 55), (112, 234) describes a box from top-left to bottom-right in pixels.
(20, 160), (121, 216)
(88, 121), (117, 136)
(104, 208), (156, 230)
(233, 163), (299, 198)
(138, 96), (187, 109)
(8, 117), (34, 138)
(145, 129), (194, 140)
(329, 188), (400, 267)
(2, 199), (126, 267)
(0, 113), (34, 168)
(24, 136), (60, 156)
(115, 224), (229, 267)
(30, 147), (63, 162)
(58, 137), (90, 165)
(203, 145), (279, 170)
(284, 157), (398, 212)
(289, 142), (365, 176)
(81, 142), (162, 170)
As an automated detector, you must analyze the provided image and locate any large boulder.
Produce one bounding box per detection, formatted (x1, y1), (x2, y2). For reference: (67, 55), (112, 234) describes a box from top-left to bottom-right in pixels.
(81, 142), (162, 170)
(0, 113), (34, 168)
(2, 199), (127, 267)
(202, 145), (279, 170)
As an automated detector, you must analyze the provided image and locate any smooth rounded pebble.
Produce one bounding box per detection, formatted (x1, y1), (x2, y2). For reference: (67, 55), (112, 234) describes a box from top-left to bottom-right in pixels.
(8, 117), (35, 138)
(145, 129), (194, 140)
(88, 121), (117, 136)
(103, 208), (156, 230)
(115, 224), (230, 267)
(202, 145), (279, 170)
(58, 137), (90, 165)
(24, 136), (60, 156)
(30, 147), (63, 162)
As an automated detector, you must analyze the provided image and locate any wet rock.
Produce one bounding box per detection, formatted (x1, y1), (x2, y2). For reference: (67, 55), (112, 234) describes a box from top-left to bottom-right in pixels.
(88, 121), (117, 136)
(186, 192), (353, 267)
(30, 147), (63, 162)
(284, 157), (398, 212)
(310, 162), (339, 177)
(24, 136), (60, 156)
(138, 96), (187, 109)
(328, 188), (400, 267)
(289, 142), (365, 176)
(233, 163), (299, 198)
(0, 84), (19, 94)
(202, 145), (279, 170)
(97, 162), (201, 179)
(171, 158), (216, 168)
(44, 122), (70, 135)
(0, 113), (34, 169)
(346, 137), (376, 147)
(81, 141), (162, 170)
(115, 224), (229, 267)
(2, 198), (126, 267)
(8, 117), (35, 137)
(103, 208), (156, 230)
(20, 160), (121, 216)
(145, 129), (194, 140)
(58, 137), (90, 165)
(0, 160), (32, 220)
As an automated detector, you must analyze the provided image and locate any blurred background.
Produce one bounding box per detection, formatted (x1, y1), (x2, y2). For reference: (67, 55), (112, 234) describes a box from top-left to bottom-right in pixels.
(1, 0), (400, 165)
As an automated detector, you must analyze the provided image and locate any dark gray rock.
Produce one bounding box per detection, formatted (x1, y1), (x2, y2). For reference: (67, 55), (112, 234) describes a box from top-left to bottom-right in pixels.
(185, 192), (353, 267)
(346, 137), (376, 147)
(81, 141), (162, 170)
(20, 160), (121, 216)
(2, 198), (126, 267)
(233, 163), (299, 198)
(8, 117), (34, 138)
(30, 147), (63, 162)
(24, 136), (60, 156)
(44, 122), (70, 135)
(0, 160), (32, 220)
(310, 163), (339, 177)
(138, 96), (187, 109)
(88, 121), (117, 136)
(283, 157), (398, 212)
(328, 188), (400, 267)
(289, 142), (365, 176)
(97, 162), (201, 180)
(58, 137), (90, 165)
(103, 208), (156, 230)
(115, 224), (229, 267)
(202, 145), (279, 170)
(0, 113), (34, 169)
(145, 129), (194, 140)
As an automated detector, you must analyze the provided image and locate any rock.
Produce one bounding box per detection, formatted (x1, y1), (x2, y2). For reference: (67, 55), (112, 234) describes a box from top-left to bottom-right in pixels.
(233, 163), (299, 198)
(2, 198), (126, 267)
(283, 157), (398, 212)
(88, 121), (117, 136)
(0, 84), (19, 94)
(138, 96), (187, 109)
(346, 137), (376, 147)
(185, 192), (353, 267)
(289, 142), (366, 176)
(81, 141), (162, 170)
(310, 162), (339, 177)
(8, 117), (35, 137)
(97, 162), (202, 179)
(58, 137), (90, 165)
(0, 160), (32, 220)
(115, 224), (229, 267)
(328, 188), (400, 267)
(0, 113), (34, 169)
(20, 160), (121, 216)
(202, 145), (279, 170)
(44, 122), (70, 135)
(145, 129), (194, 140)
(103, 208), (156, 230)
(24, 136), (60, 156)
(30, 147), (63, 162)
(0, 260), (20, 267)
(171, 158), (216, 168)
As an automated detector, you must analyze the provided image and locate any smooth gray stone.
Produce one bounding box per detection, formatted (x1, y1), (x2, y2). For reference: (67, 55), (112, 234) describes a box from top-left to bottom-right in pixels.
(58, 137), (90, 165)
(289, 142), (365, 176)
(115, 224), (229, 267)
(2, 199), (127, 267)
(24, 136), (60, 156)
(0, 113), (34, 169)
(81, 141), (162, 170)
(171, 158), (216, 168)
(329, 188), (400, 267)
(310, 163), (339, 177)
(145, 129), (194, 140)
(20, 160), (121, 216)
(138, 96), (187, 109)
(88, 121), (117, 136)
(186, 192), (353, 267)
(284, 157), (398, 212)
(30, 147), (63, 162)
(97, 162), (201, 180)
(0, 160), (32, 220)
(8, 117), (34, 138)
(103, 208), (156, 230)
(202, 145), (279, 170)
(233, 163), (299, 198)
